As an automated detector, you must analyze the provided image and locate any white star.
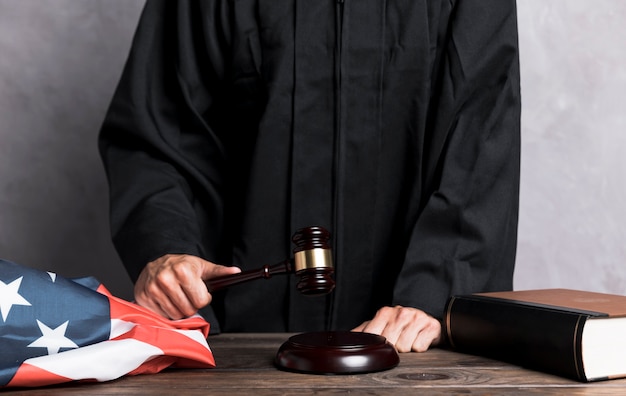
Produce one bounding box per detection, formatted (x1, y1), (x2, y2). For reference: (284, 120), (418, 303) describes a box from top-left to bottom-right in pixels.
(0, 277), (32, 322)
(27, 320), (79, 355)
(47, 272), (57, 282)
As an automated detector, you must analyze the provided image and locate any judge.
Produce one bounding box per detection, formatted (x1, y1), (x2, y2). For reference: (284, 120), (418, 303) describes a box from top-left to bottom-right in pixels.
(99, 0), (521, 352)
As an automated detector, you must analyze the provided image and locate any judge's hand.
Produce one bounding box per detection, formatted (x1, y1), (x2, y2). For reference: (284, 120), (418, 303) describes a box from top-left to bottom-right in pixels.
(134, 254), (241, 320)
(352, 305), (442, 353)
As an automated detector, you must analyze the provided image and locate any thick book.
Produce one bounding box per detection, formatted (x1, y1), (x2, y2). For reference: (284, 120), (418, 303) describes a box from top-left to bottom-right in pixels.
(444, 288), (626, 382)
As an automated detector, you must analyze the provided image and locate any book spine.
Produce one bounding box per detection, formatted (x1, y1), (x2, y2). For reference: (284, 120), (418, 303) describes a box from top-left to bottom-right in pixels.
(444, 296), (588, 381)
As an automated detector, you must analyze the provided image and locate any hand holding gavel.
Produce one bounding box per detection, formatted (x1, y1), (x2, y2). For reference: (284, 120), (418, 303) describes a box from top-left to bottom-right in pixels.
(205, 226), (335, 295)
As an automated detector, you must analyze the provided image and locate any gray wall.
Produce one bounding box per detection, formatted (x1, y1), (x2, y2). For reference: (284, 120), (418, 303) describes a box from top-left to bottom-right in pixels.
(0, 0), (145, 299)
(516, 1), (626, 294)
(1, 0), (625, 300)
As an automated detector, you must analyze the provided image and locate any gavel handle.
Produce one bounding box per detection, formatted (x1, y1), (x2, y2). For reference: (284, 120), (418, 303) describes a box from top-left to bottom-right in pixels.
(205, 259), (293, 292)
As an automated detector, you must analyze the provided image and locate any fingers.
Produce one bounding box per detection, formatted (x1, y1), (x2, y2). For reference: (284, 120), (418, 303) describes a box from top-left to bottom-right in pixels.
(201, 261), (242, 280)
(134, 255), (202, 319)
(394, 311), (441, 352)
(134, 272), (174, 318)
(352, 321), (369, 332)
(134, 254), (239, 320)
(352, 306), (442, 353)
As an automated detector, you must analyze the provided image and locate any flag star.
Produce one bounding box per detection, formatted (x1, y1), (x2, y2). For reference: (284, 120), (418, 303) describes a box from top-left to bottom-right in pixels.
(0, 276), (32, 322)
(28, 320), (79, 355)
(47, 272), (57, 282)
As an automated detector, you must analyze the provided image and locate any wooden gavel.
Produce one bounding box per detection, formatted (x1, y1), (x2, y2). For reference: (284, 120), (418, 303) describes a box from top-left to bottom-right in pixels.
(205, 226), (335, 295)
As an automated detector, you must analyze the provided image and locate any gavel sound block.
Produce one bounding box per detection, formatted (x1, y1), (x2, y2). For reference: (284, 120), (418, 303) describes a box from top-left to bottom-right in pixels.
(206, 225), (399, 374)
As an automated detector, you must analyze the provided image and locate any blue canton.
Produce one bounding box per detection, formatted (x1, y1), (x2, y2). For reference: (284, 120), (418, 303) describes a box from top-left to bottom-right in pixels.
(0, 259), (111, 386)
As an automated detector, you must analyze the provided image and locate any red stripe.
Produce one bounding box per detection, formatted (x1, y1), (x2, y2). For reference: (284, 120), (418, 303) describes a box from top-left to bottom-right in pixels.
(7, 363), (71, 388)
(127, 356), (178, 376)
(112, 323), (215, 368)
(98, 285), (210, 337)
(4, 286), (214, 388)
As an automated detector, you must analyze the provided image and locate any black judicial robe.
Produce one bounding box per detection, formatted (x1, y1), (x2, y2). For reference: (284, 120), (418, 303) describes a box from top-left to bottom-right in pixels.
(99, 0), (521, 332)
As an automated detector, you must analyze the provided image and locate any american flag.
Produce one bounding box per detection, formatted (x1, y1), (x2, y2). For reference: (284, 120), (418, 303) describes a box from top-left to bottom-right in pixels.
(0, 258), (215, 388)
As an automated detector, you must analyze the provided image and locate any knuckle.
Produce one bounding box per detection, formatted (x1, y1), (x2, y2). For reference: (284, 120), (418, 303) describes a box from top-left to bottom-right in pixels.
(154, 271), (176, 289)
(375, 306), (394, 319)
(396, 308), (411, 319)
(171, 264), (189, 279)
(395, 307), (418, 322)
(145, 281), (162, 296)
(172, 262), (199, 282)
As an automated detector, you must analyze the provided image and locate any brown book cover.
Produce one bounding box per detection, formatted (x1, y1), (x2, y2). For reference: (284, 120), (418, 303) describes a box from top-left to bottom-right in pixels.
(475, 289), (626, 317)
(444, 288), (626, 382)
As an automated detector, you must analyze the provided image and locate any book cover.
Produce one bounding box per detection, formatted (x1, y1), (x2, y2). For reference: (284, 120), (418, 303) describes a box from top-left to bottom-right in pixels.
(444, 288), (626, 382)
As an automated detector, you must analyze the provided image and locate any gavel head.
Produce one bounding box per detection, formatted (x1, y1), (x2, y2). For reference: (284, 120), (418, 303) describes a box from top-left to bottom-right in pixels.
(292, 226), (335, 295)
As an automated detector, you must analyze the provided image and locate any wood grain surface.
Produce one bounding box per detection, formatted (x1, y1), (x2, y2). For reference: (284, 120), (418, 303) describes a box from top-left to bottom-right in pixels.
(3, 333), (626, 395)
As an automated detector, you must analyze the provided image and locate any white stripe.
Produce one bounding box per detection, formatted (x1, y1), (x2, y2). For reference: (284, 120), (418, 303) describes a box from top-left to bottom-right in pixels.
(110, 318), (135, 339)
(173, 328), (212, 352)
(109, 318), (211, 352)
(23, 339), (163, 382)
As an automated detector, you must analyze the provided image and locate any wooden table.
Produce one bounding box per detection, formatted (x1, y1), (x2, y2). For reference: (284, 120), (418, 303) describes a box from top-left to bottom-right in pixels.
(4, 333), (626, 395)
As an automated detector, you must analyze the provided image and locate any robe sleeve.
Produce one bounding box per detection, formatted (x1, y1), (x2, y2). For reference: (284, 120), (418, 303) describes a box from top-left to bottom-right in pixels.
(98, 0), (230, 281)
(392, 0), (521, 319)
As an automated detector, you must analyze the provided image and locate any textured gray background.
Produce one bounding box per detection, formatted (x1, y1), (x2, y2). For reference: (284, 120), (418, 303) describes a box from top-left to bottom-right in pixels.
(0, 0), (144, 299)
(1, 0), (625, 300)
